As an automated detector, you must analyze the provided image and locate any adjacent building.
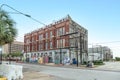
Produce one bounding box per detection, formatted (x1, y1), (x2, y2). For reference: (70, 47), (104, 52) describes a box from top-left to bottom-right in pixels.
(88, 45), (113, 61)
(24, 15), (88, 64)
(2, 41), (24, 54)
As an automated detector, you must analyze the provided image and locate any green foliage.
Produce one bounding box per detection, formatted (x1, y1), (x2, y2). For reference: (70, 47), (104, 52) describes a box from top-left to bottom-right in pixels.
(0, 9), (17, 45)
(2, 53), (8, 58)
(93, 60), (104, 65)
(83, 61), (87, 65)
(83, 60), (104, 65)
(103, 59), (109, 61)
(115, 57), (120, 61)
(11, 51), (22, 57)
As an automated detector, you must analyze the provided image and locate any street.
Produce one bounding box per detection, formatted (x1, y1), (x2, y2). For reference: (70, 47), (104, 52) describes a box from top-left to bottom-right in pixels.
(14, 62), (120, 80)
(95, 61), (120, 71)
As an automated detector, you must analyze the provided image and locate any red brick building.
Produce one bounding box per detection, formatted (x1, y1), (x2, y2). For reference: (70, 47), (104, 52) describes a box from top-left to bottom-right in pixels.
(24, 15), (88, 64)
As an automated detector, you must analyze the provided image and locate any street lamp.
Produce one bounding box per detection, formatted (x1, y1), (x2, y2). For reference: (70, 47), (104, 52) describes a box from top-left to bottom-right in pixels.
(0, 4), (46, 26)
(0, 4), (46, 64)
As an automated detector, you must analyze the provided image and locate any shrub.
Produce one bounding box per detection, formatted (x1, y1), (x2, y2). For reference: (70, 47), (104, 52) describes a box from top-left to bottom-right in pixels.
(93, 60), (104, 65)
(0, 75), (3, 78)
(83, 61), (87, 65)
(115, 57), (120, 61)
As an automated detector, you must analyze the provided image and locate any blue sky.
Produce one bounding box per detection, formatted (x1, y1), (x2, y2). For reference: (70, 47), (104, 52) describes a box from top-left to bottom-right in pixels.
(0, 0), (120, 58)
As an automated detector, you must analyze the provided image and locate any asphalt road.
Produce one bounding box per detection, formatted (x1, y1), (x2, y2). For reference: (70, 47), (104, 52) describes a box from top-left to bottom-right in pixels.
(95, 61), (120, 71)
(15, 62), (120, 80)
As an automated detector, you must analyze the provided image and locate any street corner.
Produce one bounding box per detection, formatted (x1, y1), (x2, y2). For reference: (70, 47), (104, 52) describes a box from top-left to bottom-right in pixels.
(23, 71), (55, 80)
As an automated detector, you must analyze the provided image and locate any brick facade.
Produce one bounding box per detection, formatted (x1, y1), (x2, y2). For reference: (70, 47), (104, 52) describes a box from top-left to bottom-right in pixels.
(24, 15), (88, 63)
(24, 16), (70, 53)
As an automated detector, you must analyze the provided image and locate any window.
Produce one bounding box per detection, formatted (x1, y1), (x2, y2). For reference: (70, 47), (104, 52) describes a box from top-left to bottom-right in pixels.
(57, 40), (59, 48)
(69, 27), (72, 33)
(32, 44), (34, 51)
(57, 39), (63, 48)
(26, 46), (28, 52)
(26, 39), (30, 43)
(46, 32), (48, 38)
(39, 34), (43, 40)
(45, 42), (48, 50)
(39, 43), (43, 50)
(62, 27), (65, 35)
(50, 42), (52, 49)
(60, 28), (62, 35)
(60, 39), (62, 48)
(60, 39), (65, 48)
(27, 45), (30, 52)
(32, 37), (34, 42)
(57, 27), (65, 36)
(50, 31), (52, 38)
(57, 29), (59, 36)
(70, 39), (75, 47)
(62, 39), (65, 47)
(39, 44), (41, 51)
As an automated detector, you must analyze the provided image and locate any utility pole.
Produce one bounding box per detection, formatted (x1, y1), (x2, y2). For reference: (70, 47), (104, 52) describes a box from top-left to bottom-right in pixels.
(60, 35), (62, 64)
(80, 32), (83, 64)
(75, 38), (79, 67)
(60, 32), (78, 66)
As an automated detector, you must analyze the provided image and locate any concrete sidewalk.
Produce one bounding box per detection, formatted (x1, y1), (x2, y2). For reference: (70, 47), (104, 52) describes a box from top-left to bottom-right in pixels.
(23, 71), (54, 80)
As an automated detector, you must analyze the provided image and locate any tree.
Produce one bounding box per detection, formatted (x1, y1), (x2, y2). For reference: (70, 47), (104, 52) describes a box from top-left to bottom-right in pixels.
(11, 51), (22, 57)
(115, 57), (120, 61)
(0, 9), (17, 63)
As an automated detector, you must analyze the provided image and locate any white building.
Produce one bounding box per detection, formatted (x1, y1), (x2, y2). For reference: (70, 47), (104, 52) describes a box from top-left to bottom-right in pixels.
(88, 45), (113, 61)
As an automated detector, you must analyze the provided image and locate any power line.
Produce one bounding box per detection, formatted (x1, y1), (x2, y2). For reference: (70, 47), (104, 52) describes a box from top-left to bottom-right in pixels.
(89, 41), (120, 45)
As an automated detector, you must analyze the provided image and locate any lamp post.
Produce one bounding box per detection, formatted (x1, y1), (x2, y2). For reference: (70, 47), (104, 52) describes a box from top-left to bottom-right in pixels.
(0, 4), (46, 26)
(0, 4), (46, 64)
